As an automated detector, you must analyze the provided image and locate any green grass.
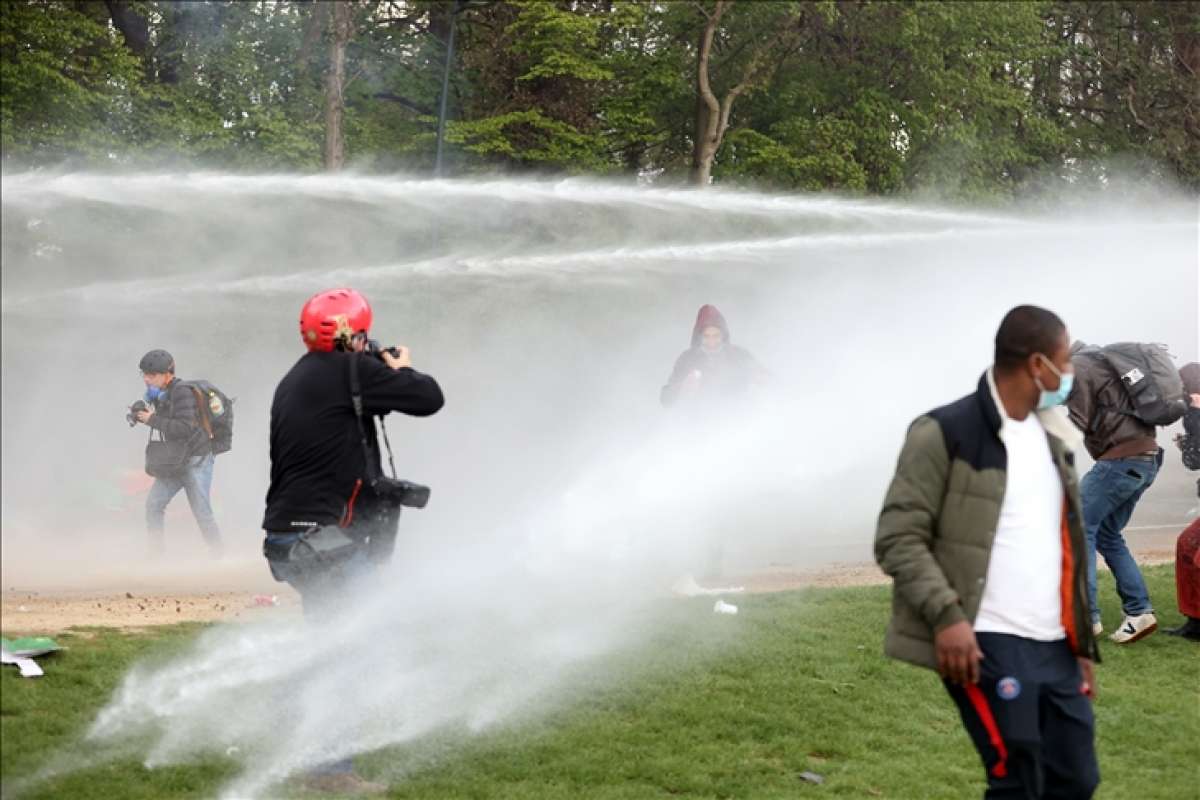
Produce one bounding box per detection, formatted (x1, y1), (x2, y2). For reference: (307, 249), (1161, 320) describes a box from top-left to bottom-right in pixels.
(3, 566), (1197, 799)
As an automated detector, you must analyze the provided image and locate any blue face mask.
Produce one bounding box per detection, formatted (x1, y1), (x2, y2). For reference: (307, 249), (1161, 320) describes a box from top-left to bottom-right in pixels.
(145, 385), (165, 403)
(1035, 356), (1074, 410)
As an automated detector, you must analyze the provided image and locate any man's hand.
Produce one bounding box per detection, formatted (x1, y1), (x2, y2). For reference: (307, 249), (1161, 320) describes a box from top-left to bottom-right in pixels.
(935, 620), (983, 685)
(1190, 393), (1200, 408)
(1078, 657), (1096, 700)
(381, 346), (411, 370)
(136, 408), (155, 424)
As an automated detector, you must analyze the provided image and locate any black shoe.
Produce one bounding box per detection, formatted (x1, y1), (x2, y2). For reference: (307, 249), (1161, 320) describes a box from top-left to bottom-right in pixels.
(1164, 617), (1200, 641)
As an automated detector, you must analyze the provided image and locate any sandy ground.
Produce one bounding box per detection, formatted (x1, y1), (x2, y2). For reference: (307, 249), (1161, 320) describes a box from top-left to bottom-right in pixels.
(0, 527), (1181, 636)
(0, 556), (303, 635)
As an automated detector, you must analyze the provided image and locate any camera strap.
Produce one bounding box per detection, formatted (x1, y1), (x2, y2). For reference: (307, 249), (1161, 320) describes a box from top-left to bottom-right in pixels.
(347, 352), (399, 483)
(347, 352), (380, 485)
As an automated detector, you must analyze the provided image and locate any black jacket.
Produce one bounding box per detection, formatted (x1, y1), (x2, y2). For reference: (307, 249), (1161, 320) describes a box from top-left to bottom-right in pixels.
(262, 351), (444, 533)
(148, 378), (210, 458)
(1181, 407), (1200, 472)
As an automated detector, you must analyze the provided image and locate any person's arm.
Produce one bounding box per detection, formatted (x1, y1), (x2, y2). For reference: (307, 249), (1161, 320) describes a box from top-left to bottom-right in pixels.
(876, 415), (984, 684)
(874, 415), (962, 631)
(148, 383), (201, 439)
(360, 352), (444, 417)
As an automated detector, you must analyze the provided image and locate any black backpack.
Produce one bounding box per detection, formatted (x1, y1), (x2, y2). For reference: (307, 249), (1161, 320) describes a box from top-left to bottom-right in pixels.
(1095, 343), (1188, 427)
(182, 380), (234, 455)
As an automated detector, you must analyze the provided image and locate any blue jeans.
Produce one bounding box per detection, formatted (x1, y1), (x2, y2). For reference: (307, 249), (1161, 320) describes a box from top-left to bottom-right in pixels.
(1079, 452), (1159, 623)
(146, 453), (221, 551)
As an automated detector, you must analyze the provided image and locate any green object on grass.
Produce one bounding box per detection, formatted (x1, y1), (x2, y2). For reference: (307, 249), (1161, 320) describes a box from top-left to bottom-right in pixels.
(1, 637), (61, 658)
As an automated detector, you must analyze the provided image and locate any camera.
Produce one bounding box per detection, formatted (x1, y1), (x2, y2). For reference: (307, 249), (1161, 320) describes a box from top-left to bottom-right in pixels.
(365, 338), (402, 361)
(126, 399), (149, 427)
(370, 477), (430, 509)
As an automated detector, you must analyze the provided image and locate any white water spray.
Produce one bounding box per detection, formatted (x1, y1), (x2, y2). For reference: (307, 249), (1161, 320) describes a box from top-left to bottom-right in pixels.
(1, 173), (1195, 796)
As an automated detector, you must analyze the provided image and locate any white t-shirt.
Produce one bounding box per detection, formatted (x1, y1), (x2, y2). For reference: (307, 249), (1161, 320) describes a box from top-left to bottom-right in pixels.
(974, 412), (1066, 641)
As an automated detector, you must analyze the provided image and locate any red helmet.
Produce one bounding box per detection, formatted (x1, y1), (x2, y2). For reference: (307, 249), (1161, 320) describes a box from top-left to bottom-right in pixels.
(299, 288), (373, 352)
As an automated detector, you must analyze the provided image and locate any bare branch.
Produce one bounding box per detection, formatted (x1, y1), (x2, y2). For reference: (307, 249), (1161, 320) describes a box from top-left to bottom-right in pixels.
(1125, 84), (1152, 131)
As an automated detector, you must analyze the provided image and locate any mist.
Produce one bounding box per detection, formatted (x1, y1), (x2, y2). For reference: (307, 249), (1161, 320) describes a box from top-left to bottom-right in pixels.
(1, 173), (1196, 796)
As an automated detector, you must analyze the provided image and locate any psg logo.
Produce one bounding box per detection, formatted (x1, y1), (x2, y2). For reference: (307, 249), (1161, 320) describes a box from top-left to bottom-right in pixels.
(997, 676), (1022, 701)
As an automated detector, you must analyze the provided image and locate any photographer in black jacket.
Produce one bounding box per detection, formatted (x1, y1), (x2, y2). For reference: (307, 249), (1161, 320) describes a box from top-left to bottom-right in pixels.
(262, 288), (443, 613)
(262, 289), (442, 793)
(135, 349), (222, 557)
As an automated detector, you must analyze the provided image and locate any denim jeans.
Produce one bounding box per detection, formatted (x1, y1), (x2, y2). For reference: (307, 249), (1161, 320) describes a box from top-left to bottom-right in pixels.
(1079, 451), (1160, 623)
(146, 452), (221, 551)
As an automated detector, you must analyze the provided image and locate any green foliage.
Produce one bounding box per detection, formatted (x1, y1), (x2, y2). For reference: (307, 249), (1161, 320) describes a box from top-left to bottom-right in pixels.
(722, 125), (869, 192)
(508, 0), (614, 83)
(1, 0), (1196, 194)
(447, 109), (607, 170)
(0, 1), (142, 159)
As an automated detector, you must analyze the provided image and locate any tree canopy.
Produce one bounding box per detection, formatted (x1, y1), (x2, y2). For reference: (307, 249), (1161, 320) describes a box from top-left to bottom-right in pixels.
(1, 1), (1196, 198)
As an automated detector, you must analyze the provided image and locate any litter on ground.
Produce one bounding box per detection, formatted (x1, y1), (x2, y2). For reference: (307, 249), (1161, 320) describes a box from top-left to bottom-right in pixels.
(672, 574), (746, 597)
(1, 636), (62, 678)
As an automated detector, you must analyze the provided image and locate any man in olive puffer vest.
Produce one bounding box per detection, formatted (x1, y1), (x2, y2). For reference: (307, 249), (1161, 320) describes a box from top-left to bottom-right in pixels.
(876, 305), (1101, 799)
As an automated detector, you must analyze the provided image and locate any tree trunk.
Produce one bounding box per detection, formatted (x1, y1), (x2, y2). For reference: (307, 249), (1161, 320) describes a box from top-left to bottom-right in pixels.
(690, 96), (716, 185)
(324, 1), (354, 171)
(103, 0), (149, 58)
(690, 3), (725, 186)
(689, 1), (799, 186)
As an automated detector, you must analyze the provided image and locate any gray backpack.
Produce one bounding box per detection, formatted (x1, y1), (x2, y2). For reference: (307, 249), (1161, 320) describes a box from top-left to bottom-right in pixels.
(1096, 342), (1188, 426)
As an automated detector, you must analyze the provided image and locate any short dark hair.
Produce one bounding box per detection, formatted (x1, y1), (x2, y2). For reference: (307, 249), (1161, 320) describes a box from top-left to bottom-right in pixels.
(994, 305), (1066, 370)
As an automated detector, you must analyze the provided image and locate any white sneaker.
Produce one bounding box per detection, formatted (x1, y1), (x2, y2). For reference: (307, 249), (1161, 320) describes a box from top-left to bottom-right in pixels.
(1092, 621), (1103, 636)
(1110, 613), (1157, 644)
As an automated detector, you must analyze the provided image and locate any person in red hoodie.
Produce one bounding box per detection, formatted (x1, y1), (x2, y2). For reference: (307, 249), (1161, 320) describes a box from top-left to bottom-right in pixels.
(1168, 362), (1200, 640)
(660, 304), (766, 408)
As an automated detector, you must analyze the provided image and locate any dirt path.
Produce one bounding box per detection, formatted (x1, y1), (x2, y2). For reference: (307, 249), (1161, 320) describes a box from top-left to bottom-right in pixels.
(1, 589), (301, 634)
(1, 551), (301, 635)
(2, 547), (1176, 636)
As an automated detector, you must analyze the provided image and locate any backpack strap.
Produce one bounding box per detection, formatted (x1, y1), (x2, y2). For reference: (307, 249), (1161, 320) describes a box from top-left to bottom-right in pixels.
(188, 385), (215, 441)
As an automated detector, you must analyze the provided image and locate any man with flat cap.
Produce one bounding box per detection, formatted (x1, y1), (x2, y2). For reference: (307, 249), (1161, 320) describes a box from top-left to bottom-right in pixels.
(134, 349), (223, 557)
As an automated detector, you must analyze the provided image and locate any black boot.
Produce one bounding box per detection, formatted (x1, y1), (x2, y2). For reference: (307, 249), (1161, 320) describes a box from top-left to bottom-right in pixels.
(1164, 616), (1200, 641)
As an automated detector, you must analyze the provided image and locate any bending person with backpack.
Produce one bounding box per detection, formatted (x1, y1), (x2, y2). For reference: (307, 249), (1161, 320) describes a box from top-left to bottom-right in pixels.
(1067, 341), (1190, 644)
(133, 349), (228, 558)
